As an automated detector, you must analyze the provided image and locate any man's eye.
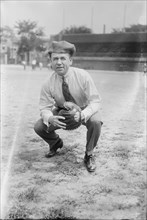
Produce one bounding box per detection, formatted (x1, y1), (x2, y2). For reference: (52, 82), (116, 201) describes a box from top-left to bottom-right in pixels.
(53, 58), (58, 61)
(61, 57), (66, 61)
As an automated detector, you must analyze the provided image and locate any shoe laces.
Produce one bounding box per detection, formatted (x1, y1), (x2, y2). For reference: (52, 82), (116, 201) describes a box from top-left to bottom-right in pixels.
(86, 154), (94, 162)
(86, 154), (93, 158)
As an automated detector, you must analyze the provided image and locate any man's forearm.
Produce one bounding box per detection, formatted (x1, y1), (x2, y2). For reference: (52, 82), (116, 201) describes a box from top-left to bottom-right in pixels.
(81, 102), (101, 122)
(40, 110), (53, 127)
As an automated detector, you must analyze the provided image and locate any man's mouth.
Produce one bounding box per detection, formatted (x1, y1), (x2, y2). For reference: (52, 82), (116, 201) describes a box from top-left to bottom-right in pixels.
(56, 67), (64, 70)
(57, 66), (63, 69)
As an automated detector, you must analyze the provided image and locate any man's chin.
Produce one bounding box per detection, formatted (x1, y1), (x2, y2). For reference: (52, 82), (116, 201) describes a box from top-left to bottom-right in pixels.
(56, 69), (66, 75)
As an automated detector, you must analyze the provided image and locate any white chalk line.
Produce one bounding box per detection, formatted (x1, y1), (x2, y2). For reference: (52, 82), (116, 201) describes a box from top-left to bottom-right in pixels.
(1, 72), (32, 219)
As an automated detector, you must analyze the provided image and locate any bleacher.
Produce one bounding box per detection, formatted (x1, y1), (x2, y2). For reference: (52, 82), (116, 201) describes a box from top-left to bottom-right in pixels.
(60, 32), (147, 58)
(51, 32), (147, 71)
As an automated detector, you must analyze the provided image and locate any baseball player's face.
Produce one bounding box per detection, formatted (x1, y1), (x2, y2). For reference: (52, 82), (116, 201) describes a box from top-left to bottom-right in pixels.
(51, 53), (72, 76)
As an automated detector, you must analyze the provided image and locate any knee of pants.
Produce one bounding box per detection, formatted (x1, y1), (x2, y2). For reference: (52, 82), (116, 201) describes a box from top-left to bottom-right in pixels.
(89, 119), (102, 129)
(88, 113), (102, 128)
(34, 119), (45, 135)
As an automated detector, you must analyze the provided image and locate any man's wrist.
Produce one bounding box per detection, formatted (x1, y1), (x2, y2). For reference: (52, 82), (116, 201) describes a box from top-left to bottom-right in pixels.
(80, 112), (85, 122)
(48, 116), (53, 125)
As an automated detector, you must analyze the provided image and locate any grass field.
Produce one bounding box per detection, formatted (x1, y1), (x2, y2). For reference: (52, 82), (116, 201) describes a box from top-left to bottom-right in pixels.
(1, 65), (146, 219)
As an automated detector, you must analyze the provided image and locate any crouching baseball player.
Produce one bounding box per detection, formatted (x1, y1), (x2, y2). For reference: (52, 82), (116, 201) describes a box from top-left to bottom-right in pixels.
(34, 40), (103, 172)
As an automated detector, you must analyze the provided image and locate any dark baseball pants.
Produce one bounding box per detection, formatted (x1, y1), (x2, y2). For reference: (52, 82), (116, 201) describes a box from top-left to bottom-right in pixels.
(34, 111), (102, 154)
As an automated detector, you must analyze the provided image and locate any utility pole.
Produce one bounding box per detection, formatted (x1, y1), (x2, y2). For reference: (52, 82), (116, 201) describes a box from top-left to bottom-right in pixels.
(91, 7), (94, 32)
(123, 4), (127, 32)
(59, 8), (65, 41)
(62, 7), (65, 32)
(103, 24), (106, 34)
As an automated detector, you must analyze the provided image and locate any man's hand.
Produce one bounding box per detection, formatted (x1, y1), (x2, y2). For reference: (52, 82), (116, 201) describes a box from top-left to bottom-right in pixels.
(74, 111), (85, 122)
(74, 111), (81, 122)
(48, 115), (66, 129)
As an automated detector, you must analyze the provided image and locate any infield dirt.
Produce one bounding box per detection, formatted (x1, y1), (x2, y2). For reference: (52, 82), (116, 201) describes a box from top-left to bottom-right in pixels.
(1, 65), (146, 219)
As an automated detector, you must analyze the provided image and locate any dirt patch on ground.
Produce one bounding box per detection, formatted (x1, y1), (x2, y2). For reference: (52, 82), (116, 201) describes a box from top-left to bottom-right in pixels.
(1, 66), (146, 219)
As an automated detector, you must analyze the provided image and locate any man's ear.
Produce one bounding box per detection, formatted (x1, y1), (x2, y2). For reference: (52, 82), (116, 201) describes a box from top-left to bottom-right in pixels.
(69, 57), (73, 66)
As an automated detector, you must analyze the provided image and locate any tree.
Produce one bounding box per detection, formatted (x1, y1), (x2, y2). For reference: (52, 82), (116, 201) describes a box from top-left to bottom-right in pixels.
(15, 20), (46, 62)
(0, 26), (16, 41)
(112, 24), (147, 33)
(124, 24), (147, 32)
(59, 25), (92, 35)
(0, 26), (18, 64)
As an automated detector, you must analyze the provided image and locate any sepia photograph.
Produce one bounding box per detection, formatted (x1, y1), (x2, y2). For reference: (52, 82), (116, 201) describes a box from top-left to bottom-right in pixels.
(1, 0), (146, 219)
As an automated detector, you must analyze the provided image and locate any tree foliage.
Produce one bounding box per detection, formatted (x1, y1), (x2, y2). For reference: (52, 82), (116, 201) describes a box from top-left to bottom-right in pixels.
(15, 20), (46, 55)
(0, 26), (16, 41)
(112, 24), (147, 33)
(60, 25), (92, 34)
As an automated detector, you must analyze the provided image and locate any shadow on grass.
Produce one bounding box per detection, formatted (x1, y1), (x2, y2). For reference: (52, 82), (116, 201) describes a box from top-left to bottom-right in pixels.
(7, 198), (79, 219)
(14, 143), (85, 183)
(17, 187), (40, 203)
(42, 207), (78, 220)
(7, 206), (78, 220)
(6, 204), (32, 219)
(43, 145), (85, 177)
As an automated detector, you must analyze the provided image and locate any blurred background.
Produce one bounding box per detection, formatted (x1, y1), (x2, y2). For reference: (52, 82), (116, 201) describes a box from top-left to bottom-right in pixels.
(1, 0), (147, 71)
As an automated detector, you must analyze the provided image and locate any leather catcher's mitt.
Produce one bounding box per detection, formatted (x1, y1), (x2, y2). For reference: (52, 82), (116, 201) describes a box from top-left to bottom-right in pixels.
(58, 102), (82, 130)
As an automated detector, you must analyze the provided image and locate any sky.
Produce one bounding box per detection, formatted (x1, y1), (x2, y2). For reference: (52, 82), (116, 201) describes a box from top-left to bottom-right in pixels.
(1, 0), (146, 37)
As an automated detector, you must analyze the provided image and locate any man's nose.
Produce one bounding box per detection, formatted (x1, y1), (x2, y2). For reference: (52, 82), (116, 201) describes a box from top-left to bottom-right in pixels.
(57, 59), (62, 64)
